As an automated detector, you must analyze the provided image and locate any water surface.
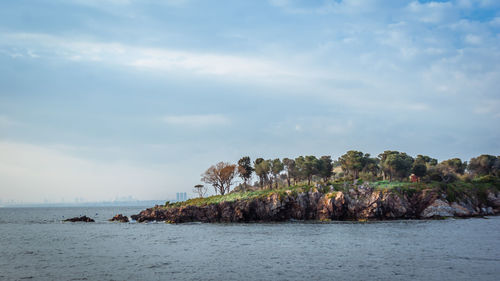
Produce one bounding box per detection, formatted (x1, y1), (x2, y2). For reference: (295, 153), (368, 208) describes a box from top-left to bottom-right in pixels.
(0, 207), (499, 280)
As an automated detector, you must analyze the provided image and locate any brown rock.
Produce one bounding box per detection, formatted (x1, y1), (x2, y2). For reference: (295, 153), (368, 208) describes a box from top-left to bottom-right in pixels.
(450, 202), (472, 217)
(64, 216), (95, 222)
(109, 214), (129, 222)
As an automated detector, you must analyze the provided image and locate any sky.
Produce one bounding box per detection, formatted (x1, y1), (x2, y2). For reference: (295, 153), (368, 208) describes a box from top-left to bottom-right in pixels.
(0, 0), (499, 203)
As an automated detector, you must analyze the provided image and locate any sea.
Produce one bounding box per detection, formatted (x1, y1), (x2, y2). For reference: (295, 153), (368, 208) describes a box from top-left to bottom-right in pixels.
(0, 207), (499, 281)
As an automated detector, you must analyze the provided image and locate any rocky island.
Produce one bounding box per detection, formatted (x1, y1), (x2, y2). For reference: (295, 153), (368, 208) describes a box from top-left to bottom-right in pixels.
(126, 152), (500, 223)
(130, 181), (500, 223)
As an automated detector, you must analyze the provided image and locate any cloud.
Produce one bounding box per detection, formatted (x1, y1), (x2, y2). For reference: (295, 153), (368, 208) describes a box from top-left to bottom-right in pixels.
(162, 114), (230, 126)
(1, 0), (499, 204)
(464, 34), (482, 44)
(128, 49), (293, 78)
(0, 32), (301, 83)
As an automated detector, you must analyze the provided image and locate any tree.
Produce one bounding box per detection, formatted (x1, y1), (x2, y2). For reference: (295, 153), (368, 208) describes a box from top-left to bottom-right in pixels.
(411, 155), (430, 180)
(193, 184), (207, 198)
(378, 151), (413, 181)
(282, 158), (296, 187)
(201, 162), (237, 195)
(439, 158), (467, 175)
(495, 156), (500, 177)
(318, 156), (333, 183)
(296, 155), (319, 185)
(468, 154), (499, 176)
(378, 151), (394, 180)
(270, 158), (284, 189)
(237, 156), (253, 190)
(412, 162), (427, 180)
(415, 155), (438, 167)
(362, 155), (379, 176)
(265, 159), (275, 188)
(294, 156), (306, 183)
(254, 158), (270, 188)
(338, 150), (368, 179)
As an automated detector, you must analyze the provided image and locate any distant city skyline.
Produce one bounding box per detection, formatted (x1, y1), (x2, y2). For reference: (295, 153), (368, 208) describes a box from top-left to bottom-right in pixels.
(1, 0), (499, 203)
(0, 196), (170, 207)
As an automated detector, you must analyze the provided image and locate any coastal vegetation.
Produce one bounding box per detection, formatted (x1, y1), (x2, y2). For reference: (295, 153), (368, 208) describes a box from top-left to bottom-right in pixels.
(130, 151), (499, 223)
(198, 151), (500, 198)
(165, 179), (499, 210)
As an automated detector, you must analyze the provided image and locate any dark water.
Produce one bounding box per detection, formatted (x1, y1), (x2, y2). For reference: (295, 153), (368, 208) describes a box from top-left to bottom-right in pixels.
(0, 207), (499, 281)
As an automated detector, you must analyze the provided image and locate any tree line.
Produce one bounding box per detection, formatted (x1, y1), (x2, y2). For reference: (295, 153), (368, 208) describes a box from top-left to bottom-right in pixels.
(198, 151), (500, 196)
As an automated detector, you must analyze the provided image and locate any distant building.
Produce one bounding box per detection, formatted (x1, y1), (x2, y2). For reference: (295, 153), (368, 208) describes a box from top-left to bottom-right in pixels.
(176, 192), (187, 201)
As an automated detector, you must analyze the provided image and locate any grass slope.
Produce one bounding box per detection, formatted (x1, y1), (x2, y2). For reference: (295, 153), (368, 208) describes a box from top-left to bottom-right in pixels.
(160, 179), (500, 209)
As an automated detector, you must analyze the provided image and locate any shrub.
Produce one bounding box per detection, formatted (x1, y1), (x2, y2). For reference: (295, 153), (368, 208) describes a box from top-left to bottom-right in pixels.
(473, 175), (498, 183)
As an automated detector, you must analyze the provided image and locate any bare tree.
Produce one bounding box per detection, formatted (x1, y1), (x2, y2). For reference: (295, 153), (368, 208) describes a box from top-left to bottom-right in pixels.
(201, 162), (237, 195)
(193, 184), (207, 198)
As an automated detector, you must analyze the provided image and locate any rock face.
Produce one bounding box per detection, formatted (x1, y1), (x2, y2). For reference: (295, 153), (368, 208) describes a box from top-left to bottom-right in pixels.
(487, 191), (500, 213)
(131, 187), (499, 223)
(109, 214), (129, 223)
(420, 199), (456, 218)
(64, 216), (95, 222)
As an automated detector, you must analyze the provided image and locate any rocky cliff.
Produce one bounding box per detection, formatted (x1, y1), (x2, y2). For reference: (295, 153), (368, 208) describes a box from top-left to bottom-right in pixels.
(131, 185), (500, 223)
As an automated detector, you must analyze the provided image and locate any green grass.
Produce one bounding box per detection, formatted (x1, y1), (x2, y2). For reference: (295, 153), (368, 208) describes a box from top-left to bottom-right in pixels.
(162, 189), (271, 208)
(371, 179), (499, 202)
(439, 181), (499, 203)
(159, 179), (500, 209)
(372, 180), (437, 190)
(160, 184), (319, 209)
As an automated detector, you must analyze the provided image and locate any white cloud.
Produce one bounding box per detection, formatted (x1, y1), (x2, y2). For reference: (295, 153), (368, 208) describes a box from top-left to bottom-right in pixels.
(465, 34), (482, 44)
(1, 2), (499, 129)
(0, 32), (301, 83)
(1, 0), (499, 204)
(128, 48), (293, 78)
(162, 114), (230, 126)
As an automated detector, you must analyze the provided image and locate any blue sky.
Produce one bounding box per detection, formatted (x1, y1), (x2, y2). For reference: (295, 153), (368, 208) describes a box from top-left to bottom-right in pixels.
(0, 0), (499, 203)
